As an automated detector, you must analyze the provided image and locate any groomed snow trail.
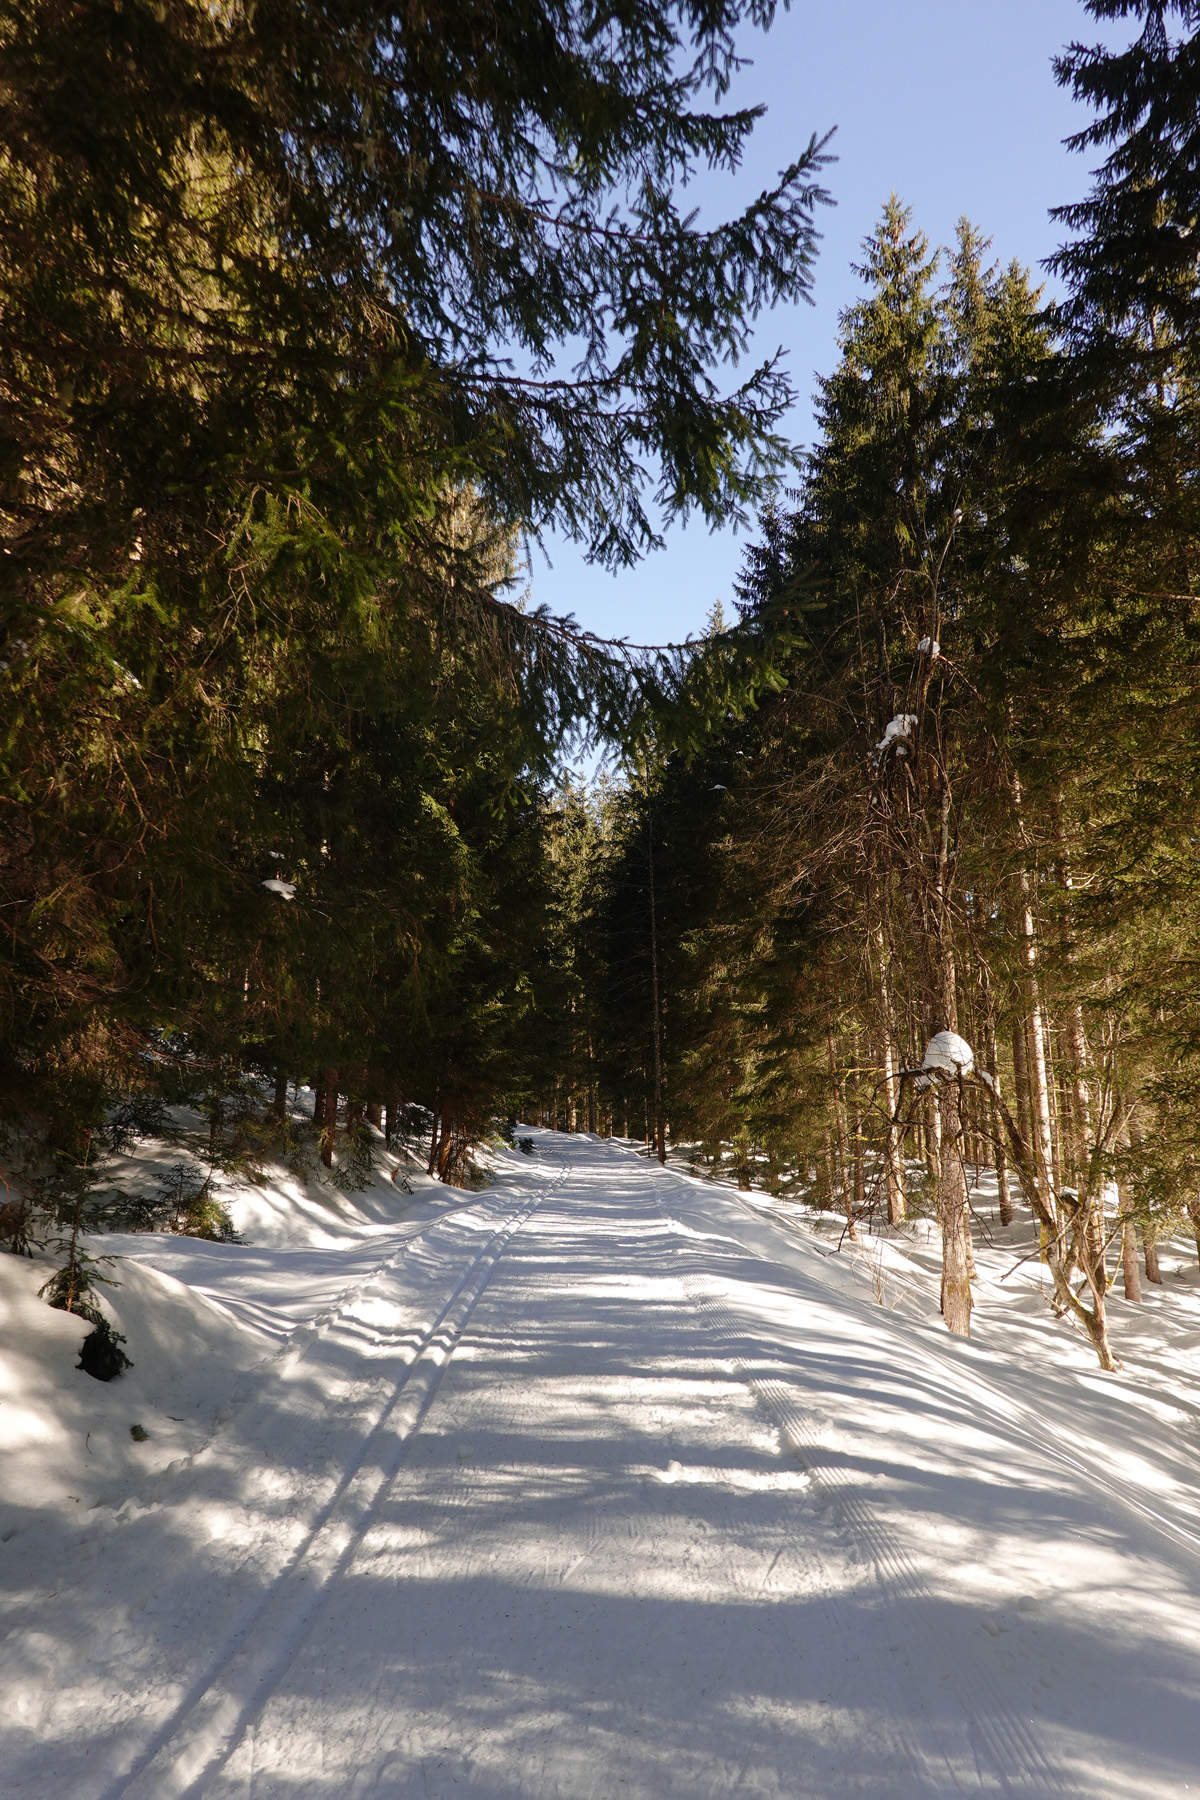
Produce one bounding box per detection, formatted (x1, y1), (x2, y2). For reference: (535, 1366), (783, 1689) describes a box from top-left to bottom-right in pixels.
(4, 1135), (1200, 1798)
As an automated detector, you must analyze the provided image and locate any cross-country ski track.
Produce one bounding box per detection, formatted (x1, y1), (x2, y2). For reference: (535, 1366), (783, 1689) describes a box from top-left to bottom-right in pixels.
(3, 1131), (1199, 1798)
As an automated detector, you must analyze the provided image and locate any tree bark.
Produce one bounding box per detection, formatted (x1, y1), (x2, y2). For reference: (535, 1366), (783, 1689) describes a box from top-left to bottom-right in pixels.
(1143, 1227), (1163, 1285)
(648, 812), (666, 1165)
(427, 1099), (441, 1176)
(1188, 1199), (1200, 1272)
(320, 1071), (338, 1168)
(874, 923), (906, 1223)
(981, 984), (1013, 1226)
(826, 1019), (856, 1239)
(1120, 1192), (1143, 1301)
(938, 1078), (972, 1336)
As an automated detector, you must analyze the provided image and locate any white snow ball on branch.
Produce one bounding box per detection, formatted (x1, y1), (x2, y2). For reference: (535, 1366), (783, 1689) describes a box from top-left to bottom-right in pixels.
(922, 1030), (974, 1076)
(917, 637), (941, 658)
(261, 878), (297, 901)
(872, 714), (919, 763)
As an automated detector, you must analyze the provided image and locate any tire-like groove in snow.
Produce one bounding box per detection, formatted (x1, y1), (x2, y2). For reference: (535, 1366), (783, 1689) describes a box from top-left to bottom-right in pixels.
(105, 1178), (554, 1800)
(648, 1165), (1066, 1798)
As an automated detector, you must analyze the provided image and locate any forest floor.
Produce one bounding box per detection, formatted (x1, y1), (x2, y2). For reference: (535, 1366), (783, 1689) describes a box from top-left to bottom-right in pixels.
(2, 1128), (1199, 1798)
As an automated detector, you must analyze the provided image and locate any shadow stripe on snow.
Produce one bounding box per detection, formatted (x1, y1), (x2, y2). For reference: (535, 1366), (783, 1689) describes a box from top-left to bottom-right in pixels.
(648, 1170), (1067, 1799)
(104, 1176), (559, 1800)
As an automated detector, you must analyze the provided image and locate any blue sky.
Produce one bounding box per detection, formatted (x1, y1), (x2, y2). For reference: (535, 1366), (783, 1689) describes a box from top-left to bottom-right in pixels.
(527, 0), (1120, 646)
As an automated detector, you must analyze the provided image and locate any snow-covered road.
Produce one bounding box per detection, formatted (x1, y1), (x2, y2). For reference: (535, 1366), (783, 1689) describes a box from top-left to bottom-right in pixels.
(3, 1133), (1200, 1797)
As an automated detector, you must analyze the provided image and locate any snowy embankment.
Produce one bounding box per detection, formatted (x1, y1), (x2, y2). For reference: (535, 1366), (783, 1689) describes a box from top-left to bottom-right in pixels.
(2, 1132), (1199, 1798)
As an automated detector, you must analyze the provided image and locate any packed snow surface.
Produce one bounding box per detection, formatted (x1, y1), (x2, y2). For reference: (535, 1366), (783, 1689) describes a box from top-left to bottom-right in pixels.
(3, 1133), (1200, 1797)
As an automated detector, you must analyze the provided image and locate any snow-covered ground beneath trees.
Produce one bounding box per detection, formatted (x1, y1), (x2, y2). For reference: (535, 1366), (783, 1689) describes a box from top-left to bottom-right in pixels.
(2, 1131), (1200, 1798)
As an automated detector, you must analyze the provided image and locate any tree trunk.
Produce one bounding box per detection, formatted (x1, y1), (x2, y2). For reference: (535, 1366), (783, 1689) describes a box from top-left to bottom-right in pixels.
(647, 810), (667, 1165)
(320, 1071), (338, 1168)
(1010, 1015), (1033, 1173)
(273, 1069), (289, 1122)
(1143, 1227), (1163, 1285)
(982, 990), (1013, 1226)
(1120, 1193), (1143, 1301)
(826, 1020), (856, 1239)
(436, 1120), (455, 1183)
(874, 924), (906, 1224)
(939, 1078), (972, 1337)
(427, 1099), (441, 1176)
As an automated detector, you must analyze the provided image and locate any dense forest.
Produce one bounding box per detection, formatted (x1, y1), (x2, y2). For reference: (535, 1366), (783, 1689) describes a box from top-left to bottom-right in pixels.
(4, 0), (1200, 1372)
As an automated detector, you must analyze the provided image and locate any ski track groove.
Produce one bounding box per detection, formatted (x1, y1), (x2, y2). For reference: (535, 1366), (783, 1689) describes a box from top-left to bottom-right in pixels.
(729, 1182), (1200, 1570)
(646, 1160), (1067, 1799)
(103, 1170), (561, 1800)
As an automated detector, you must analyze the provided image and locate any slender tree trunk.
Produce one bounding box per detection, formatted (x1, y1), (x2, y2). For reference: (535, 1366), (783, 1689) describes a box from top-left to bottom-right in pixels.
(1010, 1015), (1032, 1177)
(1010, 780), (1058, 1241)
(874, 923), (906, 1224)
(981, 984), (1013, 1226)
(436, 1118), (456, 1183)
(320, 1071), (338, 1168)
(273, 1069), (288, 1123)
(1143, 1227), (1163, 1285)
(1120, 1191), (1143, 1301)
(648, 812), (666, 1165)
(826, 1019), (856, 1239)
(427, 1099), (441, 1176)
(939, 1077), (972, 1336)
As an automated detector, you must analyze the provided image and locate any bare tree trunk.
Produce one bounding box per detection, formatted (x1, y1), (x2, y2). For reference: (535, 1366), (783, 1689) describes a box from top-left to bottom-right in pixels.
(1119, 1191), (1143, 1301)
(320, 1070), (337, 1168)
(647, 812), (667, 1165)
(939, 1079), (972, 1336)
(427, 1098), (441, 1176)
(1010, 1015), (1032, 1171)
(983, 1068), (1118, 1369)
(437, 1119), (456, 1183)
(826, 1020), (856, 1239)
(1143, 1227), (1163, 1285)
(1009, 782), (1058, 1247)
(273, 1069), (288, 1123)
(981, 985), (1013, 1226)
(874, 923), (906, 1224)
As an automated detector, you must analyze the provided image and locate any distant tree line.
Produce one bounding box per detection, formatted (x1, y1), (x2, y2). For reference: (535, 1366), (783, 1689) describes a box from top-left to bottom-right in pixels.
(529, 2), (1200, 1369)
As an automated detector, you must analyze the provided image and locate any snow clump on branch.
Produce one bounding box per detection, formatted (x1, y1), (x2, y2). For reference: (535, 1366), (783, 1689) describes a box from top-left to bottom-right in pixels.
(921, 1031), (974, 1077)
(917, 637), (940, 657)
(261, 879), (297, 901)
(871, 713), (919, 768)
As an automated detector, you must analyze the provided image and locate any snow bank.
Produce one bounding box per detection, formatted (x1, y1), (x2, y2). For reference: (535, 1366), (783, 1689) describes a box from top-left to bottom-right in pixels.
(0, 1122), (464, 1540)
